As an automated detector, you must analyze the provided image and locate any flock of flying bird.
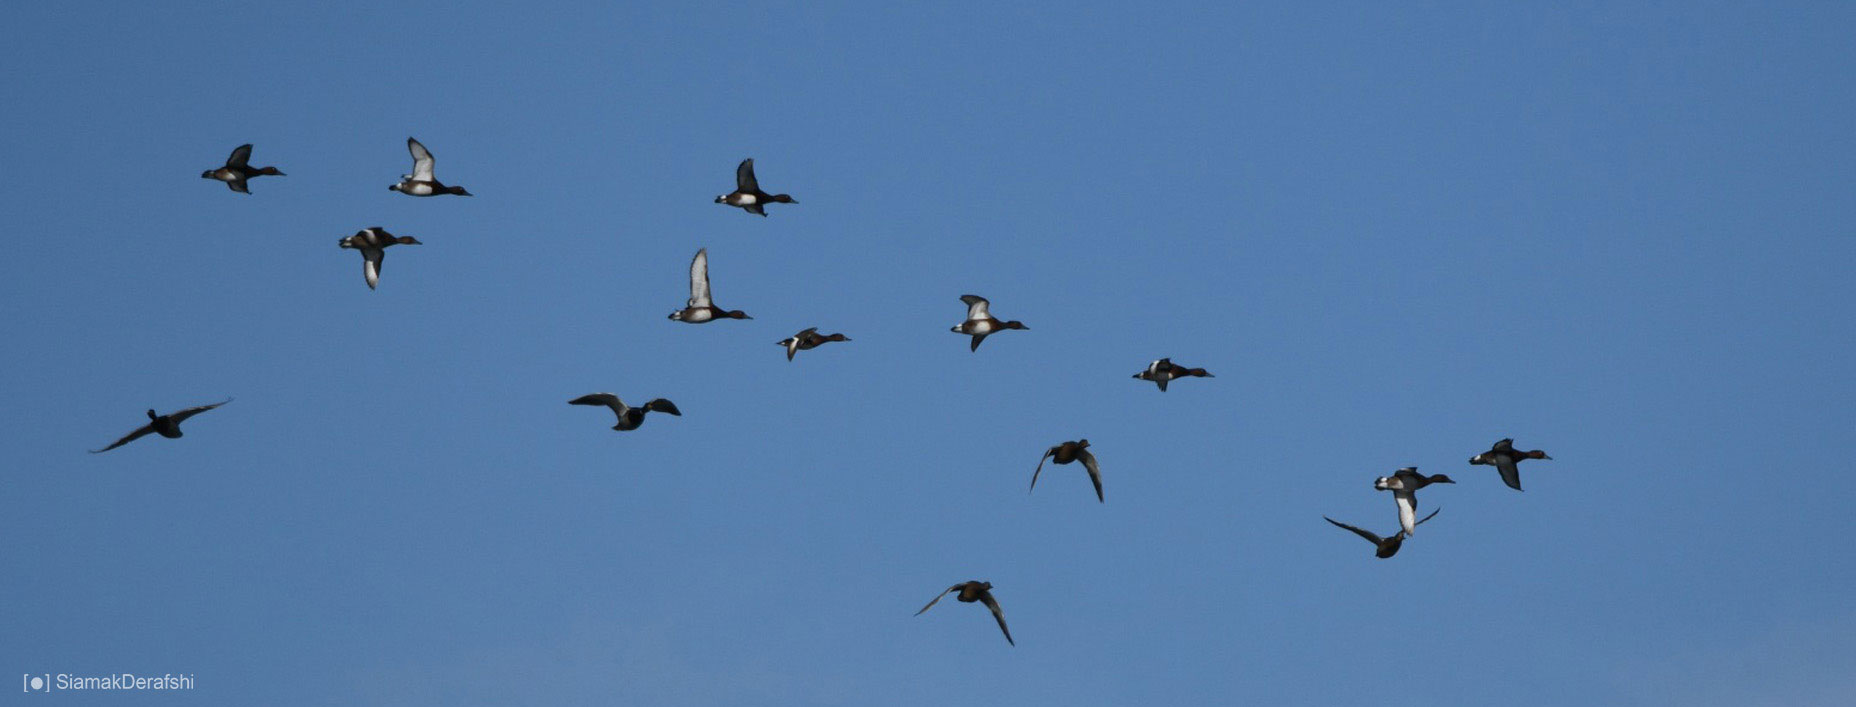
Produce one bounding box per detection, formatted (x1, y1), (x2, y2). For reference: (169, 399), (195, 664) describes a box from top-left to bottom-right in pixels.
(93, 137), (1559, 646)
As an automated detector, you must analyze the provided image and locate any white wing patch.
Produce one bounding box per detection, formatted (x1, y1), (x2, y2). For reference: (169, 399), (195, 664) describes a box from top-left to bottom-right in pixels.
(688, 248), (712, 308)
(408, 138), (436, 182)
(964, 297), (990, 321)
(363, 249), (383, 289)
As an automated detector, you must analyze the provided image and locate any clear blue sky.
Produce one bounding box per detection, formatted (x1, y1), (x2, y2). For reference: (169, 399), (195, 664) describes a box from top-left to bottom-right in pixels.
(3, 2), (1853, 704)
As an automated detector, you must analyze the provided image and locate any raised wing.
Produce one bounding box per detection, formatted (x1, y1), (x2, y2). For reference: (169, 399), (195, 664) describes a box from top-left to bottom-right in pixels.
(569, 393), (626, 420)
(688, 248), (712, 308)
(168, 398), (231, 424)
(642, 399), (681, 416)
(226, 144), (253, 168)
(407, 137), (435, 181)
(1492, 438), (1516, 452)
(1029, 447), (1055, 493)
(90, 423), (155, 453)
(959, 294), (990, 321)
(915, 585), (958, 616)
(1324, 516), (1384, 545)
(1078, 449), (1104, 503)
(978, 591), (1014, 646)
(735, 158), (759, 192)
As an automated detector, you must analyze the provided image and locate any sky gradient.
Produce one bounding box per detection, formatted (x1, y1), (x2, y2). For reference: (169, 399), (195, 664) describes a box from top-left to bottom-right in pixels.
(3, 2), (1854, 705)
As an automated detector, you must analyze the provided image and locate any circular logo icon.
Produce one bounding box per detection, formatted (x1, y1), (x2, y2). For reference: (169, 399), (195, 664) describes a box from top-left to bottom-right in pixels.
(29, 676), (44, 691)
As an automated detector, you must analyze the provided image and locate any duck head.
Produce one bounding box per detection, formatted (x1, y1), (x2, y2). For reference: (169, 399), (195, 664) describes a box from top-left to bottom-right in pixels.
(448, 186), (473, 197)
(397, 236), (423, 245)
(1427, 473), (1457, 484)
(723, 310), (752, 320)
(771, 194), (797, 203)
(1002, 320), (1029, 330)
(145, 409), (159, 420)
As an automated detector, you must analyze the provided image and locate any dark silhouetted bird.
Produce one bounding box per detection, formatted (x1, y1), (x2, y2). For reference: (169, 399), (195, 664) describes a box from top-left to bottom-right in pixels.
(201, 144), (284, 193)
(916, 580), (1013, 646)
(1031, 439), (1103, 503)
(1470, 438), (1552, 491)
(1324, 508), (1441, 558)
(91, 399), (232, 453)
(569, 394), (681, 431)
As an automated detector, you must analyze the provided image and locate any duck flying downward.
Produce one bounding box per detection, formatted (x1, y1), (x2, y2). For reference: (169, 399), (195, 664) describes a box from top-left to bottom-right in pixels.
(388, 137), (472, 196)
(1470, 438), (1552, 491)
(778, 327), (849, 361)
(915, 580), (1013, 646)
(569, 393), (682, 431)
(714, 158), (795, 216)
(202, 144), (284, 193)
(668, 248), (751, 323)
(90, 398), (232, 453)
(1373, 467), (1454, 538)
(338, 227), (422, 290)
(1132, 358), (1213, 392)
(950, 295), (1027, 351)
(1030, 439), (1103, 503)
(1324, 508), (1440, 558)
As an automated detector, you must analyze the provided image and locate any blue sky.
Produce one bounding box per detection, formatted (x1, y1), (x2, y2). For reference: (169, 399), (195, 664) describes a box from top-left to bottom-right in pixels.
(3, 1), (1854, 704)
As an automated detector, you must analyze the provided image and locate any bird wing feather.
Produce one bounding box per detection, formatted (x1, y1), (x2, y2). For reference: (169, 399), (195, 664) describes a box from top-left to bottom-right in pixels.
(979, 591), (1014, 646)
(735, 158), (759, 192)
(167, 398), (231, 424)
(1079, 449), (1104, 503)
(90, 424), (156, 453)
(407, 137), (435, 181)
(688, 248), (712, 308)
